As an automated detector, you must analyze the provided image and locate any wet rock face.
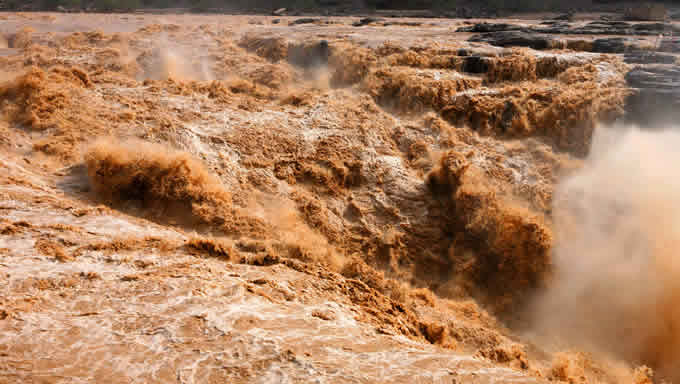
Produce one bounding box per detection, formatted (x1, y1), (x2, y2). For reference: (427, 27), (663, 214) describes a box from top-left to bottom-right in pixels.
(624, 51), (677, 64)
(591, 37), (631, 53)
(625, 3), (667, 21)
(469, 31), (561, 50)
(464, 23), (675, 53)
(559, 21), (677, 35)
(462, 55), (490, 73)
(468, 32), (655, 53)
(288, 40), (330, 68)
(461, 21), (680, 36)
(660, 38), (680, 53)
(352, 17), (384, 26)
(289, 18), (321, 25)
(625, 65), (680, 126)
(552, 13), (574, 21)
(457, 22), (523, 33)
(469, 34), (655, 54)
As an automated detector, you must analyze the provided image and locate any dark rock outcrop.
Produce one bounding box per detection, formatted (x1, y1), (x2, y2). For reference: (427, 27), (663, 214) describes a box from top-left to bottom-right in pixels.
(624, 51), (677, 64)
(463, 21), (680, 37)
(659, 38), (680, 53)
(552, 13), (573, 21)
(625, 65), (680, 126)
(289, 18), (321, 25)
(353, 17), (384, 27)
(591, 38), (633, 53)
(288, 40), (330, 67)
(625, 3), (667, 21)
(469, 31), (562, 50)
(457, 22), (524, 33)
(462, 55), (490, 74)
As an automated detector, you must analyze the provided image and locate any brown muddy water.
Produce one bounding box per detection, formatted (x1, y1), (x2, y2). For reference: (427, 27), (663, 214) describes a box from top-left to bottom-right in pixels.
(0, 11), (672, 384)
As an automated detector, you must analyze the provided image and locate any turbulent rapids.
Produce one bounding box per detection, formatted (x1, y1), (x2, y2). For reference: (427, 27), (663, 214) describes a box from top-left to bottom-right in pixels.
(0, 10), (677, 384)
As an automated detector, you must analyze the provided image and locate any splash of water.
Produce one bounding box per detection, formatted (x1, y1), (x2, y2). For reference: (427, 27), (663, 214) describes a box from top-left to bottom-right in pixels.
(533, 125), (680, 381)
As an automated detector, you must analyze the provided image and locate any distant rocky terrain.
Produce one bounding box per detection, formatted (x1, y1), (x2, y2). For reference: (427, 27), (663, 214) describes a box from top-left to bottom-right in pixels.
(2, 0), (678, 17)
(456, 18), (680, 126)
